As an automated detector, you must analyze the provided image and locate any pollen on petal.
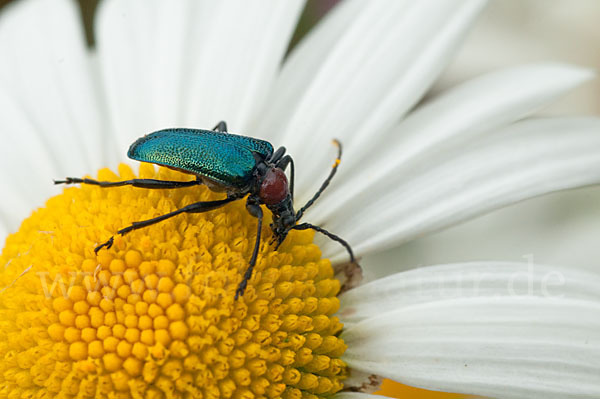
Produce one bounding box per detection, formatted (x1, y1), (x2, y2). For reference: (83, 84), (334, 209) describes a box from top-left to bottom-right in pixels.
(0, 165), (347, 398)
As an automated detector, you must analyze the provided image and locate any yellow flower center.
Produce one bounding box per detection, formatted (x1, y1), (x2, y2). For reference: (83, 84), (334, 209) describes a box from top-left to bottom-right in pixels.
(0, 164), (347, 399)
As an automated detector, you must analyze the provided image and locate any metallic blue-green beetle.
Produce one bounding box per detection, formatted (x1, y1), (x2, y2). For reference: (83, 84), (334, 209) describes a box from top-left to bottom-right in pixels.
(56, 121), (355, 299)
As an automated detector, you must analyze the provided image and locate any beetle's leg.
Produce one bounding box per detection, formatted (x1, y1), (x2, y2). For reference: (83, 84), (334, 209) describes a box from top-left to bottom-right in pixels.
(276, 155), (295, 201)
(212, 121), (228, 132)
(275, 155), (291, 170)
(54, 177), (202, 190)
(269, 146), (286, 164)
(236, 199), (263, 299)
(295, 139), (342, 220)
(290, 222), (355, 263)
(94, 196), (239, 253)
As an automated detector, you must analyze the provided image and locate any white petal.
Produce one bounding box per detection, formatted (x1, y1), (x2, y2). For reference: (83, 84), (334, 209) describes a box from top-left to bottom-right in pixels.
(343, 296), (600, 398)
(0, 90), (64, 240)
(183, 1), (304, 132)
(340, 262), (600, 325)
(362, 186), (600, 280)
(96, 0), (303, 153)
(94, 0), (154, 150)
(311, 63), (594, 223)
(0, 93), (60, 193)
(0, 93), (63, 236)
(0, 172), (28, 243)
(322, 117), (600, 261)
(0, 0), (109, 172)
(0, 222), (7, 246)
(256, 0), (486, 205)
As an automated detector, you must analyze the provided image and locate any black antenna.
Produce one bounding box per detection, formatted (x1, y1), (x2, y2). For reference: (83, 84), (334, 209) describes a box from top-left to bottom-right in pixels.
(296, 139), (342, 221)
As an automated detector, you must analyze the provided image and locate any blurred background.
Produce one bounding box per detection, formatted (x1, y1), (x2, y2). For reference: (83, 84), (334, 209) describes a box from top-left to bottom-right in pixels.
(0, 0), (597, 398)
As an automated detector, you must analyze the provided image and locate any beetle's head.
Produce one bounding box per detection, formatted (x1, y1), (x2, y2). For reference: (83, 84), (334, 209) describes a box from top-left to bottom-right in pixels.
(258, 167), (289, 206)
(256, 166), (295, 246)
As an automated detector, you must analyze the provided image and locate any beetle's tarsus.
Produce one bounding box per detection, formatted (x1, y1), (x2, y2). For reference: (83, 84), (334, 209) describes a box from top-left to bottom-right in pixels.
(94, 237), (114, 254)
(54, 177), (81, 185)
(234, 281), (246, 300)
(235, 263), (255, 300)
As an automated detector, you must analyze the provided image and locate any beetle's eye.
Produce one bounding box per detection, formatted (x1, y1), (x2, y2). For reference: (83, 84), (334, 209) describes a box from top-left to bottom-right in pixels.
(259, 168), (289, 205)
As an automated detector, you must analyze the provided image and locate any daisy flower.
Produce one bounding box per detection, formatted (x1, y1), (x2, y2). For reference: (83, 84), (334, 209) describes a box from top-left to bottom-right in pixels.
(1, 1), (599, 399)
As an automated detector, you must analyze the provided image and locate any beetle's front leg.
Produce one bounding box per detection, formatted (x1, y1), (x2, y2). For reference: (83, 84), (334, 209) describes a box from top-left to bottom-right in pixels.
(236, 198), (263, 299)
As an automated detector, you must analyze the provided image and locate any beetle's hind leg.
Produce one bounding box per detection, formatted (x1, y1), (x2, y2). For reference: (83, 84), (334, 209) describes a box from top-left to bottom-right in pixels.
(212, 121), (228, 132)
(94, 196), (240, 253)
(54, 177), (203, 190)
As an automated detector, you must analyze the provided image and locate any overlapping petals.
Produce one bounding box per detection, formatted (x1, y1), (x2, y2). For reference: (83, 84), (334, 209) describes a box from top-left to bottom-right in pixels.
(341, 263), (600, 398)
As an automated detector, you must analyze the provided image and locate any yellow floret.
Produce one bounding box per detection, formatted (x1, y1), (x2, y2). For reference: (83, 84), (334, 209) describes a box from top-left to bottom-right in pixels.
(0, 165), (347, 398)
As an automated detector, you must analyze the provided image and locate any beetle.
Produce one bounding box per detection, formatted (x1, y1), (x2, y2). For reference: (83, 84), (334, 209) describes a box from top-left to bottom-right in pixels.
(56, 121), (355, 299)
